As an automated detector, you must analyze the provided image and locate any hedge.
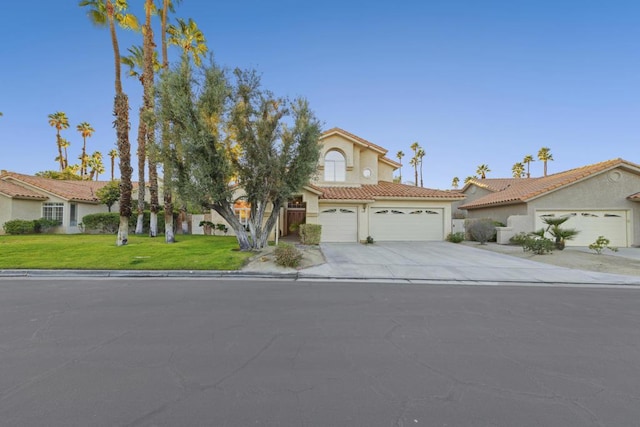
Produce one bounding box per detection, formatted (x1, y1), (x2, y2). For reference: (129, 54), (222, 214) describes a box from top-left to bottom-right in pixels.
(299, 224), (321, 245)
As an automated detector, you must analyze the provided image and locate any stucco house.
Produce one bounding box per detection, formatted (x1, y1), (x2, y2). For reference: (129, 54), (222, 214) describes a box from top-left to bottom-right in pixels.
(0, 171), (117, 234)
(457, 159), (640, 247)
(212, 128), (464, 242)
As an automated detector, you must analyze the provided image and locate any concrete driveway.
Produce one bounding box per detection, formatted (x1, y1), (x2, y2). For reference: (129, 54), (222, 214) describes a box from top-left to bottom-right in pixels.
(301, 241), (640, 285)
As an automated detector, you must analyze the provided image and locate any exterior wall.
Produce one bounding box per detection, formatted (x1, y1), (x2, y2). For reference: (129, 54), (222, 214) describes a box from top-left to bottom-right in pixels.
(466, 203), (528, 225)
(453, 184), (495, 216)
(378, 162), (395, 182)
(75, 203), (110, 234)
(358, 149), (379, 184)
(528, 169), (639, 246)
(0, 197), (44, 235)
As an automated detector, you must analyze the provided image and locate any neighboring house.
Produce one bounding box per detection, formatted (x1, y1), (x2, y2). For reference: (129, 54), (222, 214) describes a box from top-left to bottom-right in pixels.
(457, 159), (640, 247)
(211, 127), (464, 242)
(0, 171), (117, 234)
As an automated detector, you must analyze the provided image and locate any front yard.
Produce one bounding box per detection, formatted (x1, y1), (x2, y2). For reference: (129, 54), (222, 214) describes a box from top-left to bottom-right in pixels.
(0, 235), (253, 270)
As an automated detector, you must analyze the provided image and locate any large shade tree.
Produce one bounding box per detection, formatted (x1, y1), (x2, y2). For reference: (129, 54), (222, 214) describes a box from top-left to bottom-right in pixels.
(158, 61), (321, 251)
(80, 0), (138, 246)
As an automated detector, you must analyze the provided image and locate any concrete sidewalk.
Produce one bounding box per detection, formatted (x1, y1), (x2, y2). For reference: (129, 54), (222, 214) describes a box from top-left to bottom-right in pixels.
(299, 242), (640, 285)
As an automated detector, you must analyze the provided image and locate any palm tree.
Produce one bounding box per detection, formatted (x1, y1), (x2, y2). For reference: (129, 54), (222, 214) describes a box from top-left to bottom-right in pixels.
(76, 122), (95, 178)
(451, 176), (460, 189)
(410, 142), (419, 187)
(512, 162), (525, 178)
(163, 16), (208, 241)
(80, 0), (138, 246)
(88, 151), (104, 180)
(167, 18), (208, 66)
(396, 150), (404, 182)
(537, 147), (553, 177)
(48, 112), (70, 171)
(523, 154), (534, 178)
(59, 138), (71, 169)
(476, 164), (491, 179)
(464, 176), (477, 184)
(109, 148), (118, 180)
(416, 148), (425, 187)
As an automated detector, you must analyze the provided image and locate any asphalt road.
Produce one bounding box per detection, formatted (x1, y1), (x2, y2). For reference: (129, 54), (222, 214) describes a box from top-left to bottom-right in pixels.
(0, 278), (639, 426)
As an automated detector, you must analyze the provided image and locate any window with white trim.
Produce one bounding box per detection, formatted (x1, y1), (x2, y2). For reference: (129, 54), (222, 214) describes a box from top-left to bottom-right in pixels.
(43, 202), (64, 223)
(324, 150), (346, 182)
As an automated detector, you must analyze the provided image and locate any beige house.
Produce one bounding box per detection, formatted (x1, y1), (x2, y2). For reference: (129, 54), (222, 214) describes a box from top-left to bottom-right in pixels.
(212, 128), (464, 242)
(457, 159), (640, 247)
(0, 171), (116, 234)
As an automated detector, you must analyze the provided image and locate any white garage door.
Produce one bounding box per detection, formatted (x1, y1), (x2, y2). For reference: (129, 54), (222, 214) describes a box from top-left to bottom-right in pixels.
(318, 206), (358, 242)
(535, 210), (628, 247)
(370, 207), (444, 241)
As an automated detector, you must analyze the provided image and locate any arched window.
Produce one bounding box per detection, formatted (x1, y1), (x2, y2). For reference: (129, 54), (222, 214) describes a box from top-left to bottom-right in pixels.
(324, 150), (346, 182)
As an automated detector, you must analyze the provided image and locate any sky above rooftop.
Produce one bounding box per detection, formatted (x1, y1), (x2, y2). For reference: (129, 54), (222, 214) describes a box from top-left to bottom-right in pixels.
(1, 0), (638, 189)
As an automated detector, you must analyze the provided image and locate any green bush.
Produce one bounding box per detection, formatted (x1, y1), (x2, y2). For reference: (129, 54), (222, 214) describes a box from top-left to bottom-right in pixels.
(365, 235), (375, 244)
(446, 232), (465, 243)
(509, 232), (530, 246)
(274, 243), (303, 268)
(34, 218), (61, 233)
(3, 220), (36, 235)
(82, 213), (120, 234)
(299, 224), (321, 245)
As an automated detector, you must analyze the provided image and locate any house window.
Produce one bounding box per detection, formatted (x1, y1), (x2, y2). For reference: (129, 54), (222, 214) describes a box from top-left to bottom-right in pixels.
(70, 203), (78, 226)
(43, 203), (63, 223)
(324, 150), (346, 182)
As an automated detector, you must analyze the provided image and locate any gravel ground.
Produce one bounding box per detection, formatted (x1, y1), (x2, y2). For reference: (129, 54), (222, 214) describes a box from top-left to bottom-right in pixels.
(463, 241), (640, 277)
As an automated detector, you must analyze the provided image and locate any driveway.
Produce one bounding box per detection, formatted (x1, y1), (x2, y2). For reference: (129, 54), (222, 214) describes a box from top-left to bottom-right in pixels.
(301, 241), (640, 285)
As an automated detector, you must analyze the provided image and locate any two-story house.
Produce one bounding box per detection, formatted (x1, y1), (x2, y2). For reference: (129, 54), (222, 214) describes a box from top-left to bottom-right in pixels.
(277, 128), (464, 242)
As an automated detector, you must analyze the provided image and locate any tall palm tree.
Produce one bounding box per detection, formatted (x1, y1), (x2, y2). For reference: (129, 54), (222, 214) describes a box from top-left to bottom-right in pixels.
(512, 162), (525, 178)
(396, 150), (404, 182)
(48, 112), (69, 171)
(537, 147), (553, 177)
(451, 176), (460, 189)
(80, 0), (138, 246)
(109, 148), (118, 180)
(410, 142), (419, 187)
(476, 164), (491, 179)
(163, 16), (208, 240)
(464, 176), (477, 184)
(76, 122), (95, 178)
(416, 148), (425, 187)
(523, 154), (534, 178)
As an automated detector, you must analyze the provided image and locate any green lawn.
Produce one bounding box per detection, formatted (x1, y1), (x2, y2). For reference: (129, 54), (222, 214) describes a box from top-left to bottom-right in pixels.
(0, 234), (253, 270)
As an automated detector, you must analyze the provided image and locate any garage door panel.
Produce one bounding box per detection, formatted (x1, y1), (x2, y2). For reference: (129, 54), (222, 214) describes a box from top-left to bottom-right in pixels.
(370, 208), (443, 241)
(318, 206), (358, 242)
(535, 210), (628, 247)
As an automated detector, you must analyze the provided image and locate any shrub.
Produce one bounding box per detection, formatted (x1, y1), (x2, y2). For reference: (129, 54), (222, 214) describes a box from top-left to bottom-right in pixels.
(215, 223), (229, 235)
(467, 219), (496, 245)
(33, 218), (61, 233)
(589, 236), (618, 255)
(365, 235), (375, 244)
(509, 232), (530, 246)
(299, 224), (321, 245)
(82, 213), (120, 234)
(274, 243), (303, 268)
(446, 232), (465, 243)
(523, 236), (554, 255)
(3, 219), (36, 235)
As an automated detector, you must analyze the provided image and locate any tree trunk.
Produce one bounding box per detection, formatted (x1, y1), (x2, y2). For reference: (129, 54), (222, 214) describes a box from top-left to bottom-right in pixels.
(135, 108), (146, 234)
(117, 215), (129, 246)
(149, 213), (158, 238)
(213, 203), (251, 251)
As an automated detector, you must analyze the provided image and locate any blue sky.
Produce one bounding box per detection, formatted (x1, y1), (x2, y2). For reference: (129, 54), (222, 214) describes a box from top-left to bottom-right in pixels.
(1, 1), (638, 189)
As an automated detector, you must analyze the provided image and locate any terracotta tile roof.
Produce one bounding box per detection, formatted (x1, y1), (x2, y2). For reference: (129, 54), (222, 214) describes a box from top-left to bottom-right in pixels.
(0, 180), (48, 200)
(461, 178), (516, 193)
(460, 158), (640, 209)
(319, 181), (464, 200)
(1, 172), (112, 203)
